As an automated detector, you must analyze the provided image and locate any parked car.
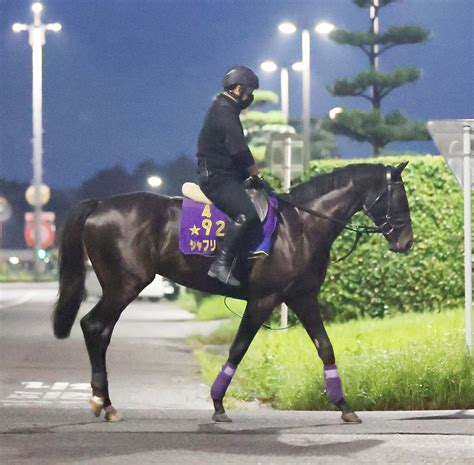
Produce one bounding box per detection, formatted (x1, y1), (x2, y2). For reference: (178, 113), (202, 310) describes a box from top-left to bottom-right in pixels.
(85, 266), (179, 302)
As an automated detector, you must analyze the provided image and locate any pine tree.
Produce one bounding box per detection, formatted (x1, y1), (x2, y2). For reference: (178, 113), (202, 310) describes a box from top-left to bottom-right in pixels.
(325, 0), (430, 155)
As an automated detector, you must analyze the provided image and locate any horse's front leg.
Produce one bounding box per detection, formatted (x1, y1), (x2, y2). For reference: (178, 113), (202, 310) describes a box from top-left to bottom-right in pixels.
(286, 294), (361, 423)
(210, 295), (277, 423)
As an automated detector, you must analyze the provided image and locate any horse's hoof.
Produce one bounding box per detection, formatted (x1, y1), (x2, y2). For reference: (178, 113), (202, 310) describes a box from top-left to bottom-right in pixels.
(341, 412), (362, 424)
(89, 397), (104, 417)
(104, 405), (122, 422)
(212, 412), (232, 423)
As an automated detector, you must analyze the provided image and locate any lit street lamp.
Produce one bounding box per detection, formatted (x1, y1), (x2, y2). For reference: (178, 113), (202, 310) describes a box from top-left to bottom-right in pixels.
(147, 176), (163, 189)
(12, 2), (61, 278)
(329, 107), (343, 120)
(278, 20), (335, 167)
(260, 60), (303, 123)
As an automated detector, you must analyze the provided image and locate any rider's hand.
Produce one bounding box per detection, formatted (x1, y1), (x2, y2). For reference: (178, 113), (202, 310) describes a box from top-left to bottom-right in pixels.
(250, 175), (272, 192)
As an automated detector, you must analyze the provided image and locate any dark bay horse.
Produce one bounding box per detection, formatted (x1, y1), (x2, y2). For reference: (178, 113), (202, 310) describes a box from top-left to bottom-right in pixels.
(53, 162), (413, 423)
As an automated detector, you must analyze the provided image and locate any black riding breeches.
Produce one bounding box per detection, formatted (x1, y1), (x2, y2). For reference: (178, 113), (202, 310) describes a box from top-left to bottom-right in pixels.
(199, 176), (260, 226)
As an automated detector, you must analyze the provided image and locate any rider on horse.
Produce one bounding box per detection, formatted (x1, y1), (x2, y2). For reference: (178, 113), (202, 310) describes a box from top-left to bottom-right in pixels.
(196, 65), (269, 287)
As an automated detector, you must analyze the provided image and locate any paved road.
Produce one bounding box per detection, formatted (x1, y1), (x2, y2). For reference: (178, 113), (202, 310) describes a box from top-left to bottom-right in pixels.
(0, 282), (473, 465)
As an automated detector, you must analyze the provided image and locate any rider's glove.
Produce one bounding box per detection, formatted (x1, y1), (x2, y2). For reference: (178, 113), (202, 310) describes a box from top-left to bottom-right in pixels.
(250, 175), (272, 193)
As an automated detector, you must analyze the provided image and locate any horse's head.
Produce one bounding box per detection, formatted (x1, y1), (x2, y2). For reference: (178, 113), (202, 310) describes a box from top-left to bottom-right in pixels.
(363, 162), (413, 254)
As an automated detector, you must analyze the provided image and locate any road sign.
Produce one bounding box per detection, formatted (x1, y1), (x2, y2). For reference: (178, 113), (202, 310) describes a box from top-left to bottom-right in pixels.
(427, 120), (474, 188)
(25, 183), (51, 207)
(24, 212), (56, 249)
(427, 119), (473, 353)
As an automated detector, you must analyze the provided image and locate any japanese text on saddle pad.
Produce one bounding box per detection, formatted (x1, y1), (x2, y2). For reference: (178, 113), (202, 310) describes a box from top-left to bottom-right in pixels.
(189, 204), (225, 253)
(180, 201), (228, 256)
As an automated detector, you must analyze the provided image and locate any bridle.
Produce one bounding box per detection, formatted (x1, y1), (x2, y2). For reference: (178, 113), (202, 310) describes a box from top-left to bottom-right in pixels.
(362, 170), (411, 238)
(276, 167), (411, 262)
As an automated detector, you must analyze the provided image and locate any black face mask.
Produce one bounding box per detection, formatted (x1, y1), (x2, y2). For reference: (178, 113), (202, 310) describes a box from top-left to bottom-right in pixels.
(228, 88), (254, 110)
(238, 93), (254, 110)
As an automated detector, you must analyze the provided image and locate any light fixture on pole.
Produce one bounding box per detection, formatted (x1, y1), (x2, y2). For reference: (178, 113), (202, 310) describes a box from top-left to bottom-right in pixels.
(260, 60), (302, 123)
(147, 176), (163, 188)
(329, 107), (343, 120)
(278, 20), (335, 168)
(12, 2), (62, 279)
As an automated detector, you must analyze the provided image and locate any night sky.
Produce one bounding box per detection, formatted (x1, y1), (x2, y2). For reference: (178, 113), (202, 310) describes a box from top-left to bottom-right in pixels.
(1, 0), (473, 188)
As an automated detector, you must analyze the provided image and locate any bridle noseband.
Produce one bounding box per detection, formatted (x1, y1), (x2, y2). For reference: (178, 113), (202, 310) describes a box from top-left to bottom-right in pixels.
(362, 170), (411, 238)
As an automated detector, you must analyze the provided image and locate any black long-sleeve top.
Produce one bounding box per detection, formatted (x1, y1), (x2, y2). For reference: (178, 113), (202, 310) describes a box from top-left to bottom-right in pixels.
(197, 93), (255, 181)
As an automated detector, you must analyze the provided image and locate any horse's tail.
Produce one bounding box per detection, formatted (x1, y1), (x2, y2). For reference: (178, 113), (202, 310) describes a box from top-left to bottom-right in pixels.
(53, 199), (100, 339)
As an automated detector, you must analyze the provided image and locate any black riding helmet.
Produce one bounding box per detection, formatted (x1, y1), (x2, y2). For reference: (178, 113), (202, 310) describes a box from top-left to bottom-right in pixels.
(222, 65), (259, 91)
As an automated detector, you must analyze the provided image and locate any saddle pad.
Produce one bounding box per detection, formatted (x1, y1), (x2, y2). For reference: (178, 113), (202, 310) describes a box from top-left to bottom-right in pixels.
(179, 196), (278, 256)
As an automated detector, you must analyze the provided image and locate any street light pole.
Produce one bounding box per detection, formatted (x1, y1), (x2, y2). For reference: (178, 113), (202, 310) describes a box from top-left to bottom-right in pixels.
(301, 29), (311, 168)
(260, 60), (302, 124)
(12, 3), (61, 279)
(278, 21), (335, 169)
(280, 67), (289, 123)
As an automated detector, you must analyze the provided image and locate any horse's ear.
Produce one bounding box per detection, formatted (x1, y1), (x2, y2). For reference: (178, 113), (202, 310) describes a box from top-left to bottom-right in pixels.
(394, 161), (409, 176)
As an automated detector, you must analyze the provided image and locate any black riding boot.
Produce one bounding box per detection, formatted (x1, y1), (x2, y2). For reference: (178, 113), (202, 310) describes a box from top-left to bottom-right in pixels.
(208, 214), (247, 287)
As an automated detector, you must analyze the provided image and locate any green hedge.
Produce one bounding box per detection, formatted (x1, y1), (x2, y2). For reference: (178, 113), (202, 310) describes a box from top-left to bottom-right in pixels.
(295, 155), (467, 320)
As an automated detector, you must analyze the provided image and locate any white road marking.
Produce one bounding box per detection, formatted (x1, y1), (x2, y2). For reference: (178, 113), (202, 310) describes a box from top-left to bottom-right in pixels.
(51, 382), (69, 391)
(21, 381), (51, 389)
(2, 380), (91, 405)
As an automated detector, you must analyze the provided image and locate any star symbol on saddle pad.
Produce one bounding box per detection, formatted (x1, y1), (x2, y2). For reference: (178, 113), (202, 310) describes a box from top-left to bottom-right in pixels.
(189, 225), (201, 236)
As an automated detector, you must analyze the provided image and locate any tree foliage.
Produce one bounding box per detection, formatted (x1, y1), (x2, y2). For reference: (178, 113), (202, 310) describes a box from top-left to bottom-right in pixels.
(292, 118), (340, 160)
(77, 165), (134, 199)
(328, 68), (420, 101)
(330, 26), (430, 54)
(326, 0), (430, 155)
(323, 109), (429, 149)
(240, 110), (287, 129)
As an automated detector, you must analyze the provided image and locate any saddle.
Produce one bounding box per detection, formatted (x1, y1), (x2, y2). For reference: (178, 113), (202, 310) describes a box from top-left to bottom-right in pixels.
(181, 182), (269, 222)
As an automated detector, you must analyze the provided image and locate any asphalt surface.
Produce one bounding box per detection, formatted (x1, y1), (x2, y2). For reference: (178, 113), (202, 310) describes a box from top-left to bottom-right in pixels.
(0, 282), (473, 465)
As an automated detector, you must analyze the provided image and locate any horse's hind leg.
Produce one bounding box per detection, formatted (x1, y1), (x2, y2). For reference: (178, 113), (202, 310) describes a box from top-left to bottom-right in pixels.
(286, 293), (361, 424)
(80, 280), (143, 421)
(210, 295), (277, 423)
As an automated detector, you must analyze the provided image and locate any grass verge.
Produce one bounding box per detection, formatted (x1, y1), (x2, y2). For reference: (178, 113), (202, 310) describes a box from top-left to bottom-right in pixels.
(179, 292), (246, 321)
(193, 308), (473, 410)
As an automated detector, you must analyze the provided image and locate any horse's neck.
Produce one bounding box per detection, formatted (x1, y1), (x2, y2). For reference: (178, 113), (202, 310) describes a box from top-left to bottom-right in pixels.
(299, 180), (365, 249)
(303, 181), (362, 226)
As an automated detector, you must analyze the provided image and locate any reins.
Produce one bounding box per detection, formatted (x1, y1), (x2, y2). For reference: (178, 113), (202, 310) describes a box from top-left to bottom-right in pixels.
(223, 297), (300, 330)
(274, 194), (381, 263)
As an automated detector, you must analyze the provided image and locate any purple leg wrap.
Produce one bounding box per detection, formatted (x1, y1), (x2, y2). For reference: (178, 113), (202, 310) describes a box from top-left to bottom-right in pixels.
(211, 362), (236, 401)
(324, 363), (343, 403)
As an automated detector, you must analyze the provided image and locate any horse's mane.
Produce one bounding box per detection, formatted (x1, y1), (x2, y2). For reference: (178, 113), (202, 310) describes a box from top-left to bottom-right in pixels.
(287, 163), (385, 204)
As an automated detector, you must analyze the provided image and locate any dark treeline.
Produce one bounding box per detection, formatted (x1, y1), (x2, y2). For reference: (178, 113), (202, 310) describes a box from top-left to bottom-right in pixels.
(0, 154), (197, 249)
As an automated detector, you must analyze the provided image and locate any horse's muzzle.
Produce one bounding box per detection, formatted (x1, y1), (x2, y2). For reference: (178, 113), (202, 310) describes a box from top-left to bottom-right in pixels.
(390, 239), (413, 254)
